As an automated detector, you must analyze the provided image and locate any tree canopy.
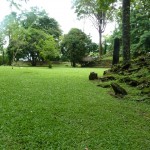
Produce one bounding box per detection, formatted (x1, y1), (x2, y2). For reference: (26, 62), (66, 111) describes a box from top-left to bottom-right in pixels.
(0, 7), (61, 66)
(73, 0), (117, 57)
(106, 0), (150, 60)
(61, 28), (92, 67)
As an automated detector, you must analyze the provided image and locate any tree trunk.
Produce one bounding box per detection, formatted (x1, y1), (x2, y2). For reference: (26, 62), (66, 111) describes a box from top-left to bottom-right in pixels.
(99, 27), (103, 58)
(31, 58), (37, 66)
(31, 54), (37, 66)
(72, 61), (76, 67)
(122, 0), (131, 64)
(11, 50), (15, 69)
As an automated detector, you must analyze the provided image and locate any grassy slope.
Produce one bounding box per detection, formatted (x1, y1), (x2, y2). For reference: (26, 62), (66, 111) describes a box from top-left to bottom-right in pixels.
(0, 66), (150, 150)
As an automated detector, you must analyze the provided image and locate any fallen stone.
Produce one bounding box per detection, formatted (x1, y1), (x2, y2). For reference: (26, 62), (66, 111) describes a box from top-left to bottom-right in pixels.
(97, 84), (110, 88)
(89, 72), (98, 80)
(111, 83), (127, 96)
(121, 63), (131, 70)
(99, 76), (116, 82)
(141, 88), (150, 94)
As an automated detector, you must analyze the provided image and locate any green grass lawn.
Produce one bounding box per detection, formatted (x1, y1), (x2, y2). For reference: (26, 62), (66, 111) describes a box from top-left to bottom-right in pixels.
(0, 66), (150, 150)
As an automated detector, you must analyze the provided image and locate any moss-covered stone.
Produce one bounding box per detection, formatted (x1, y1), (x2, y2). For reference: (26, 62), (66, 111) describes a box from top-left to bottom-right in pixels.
(141, 88), (150, 94)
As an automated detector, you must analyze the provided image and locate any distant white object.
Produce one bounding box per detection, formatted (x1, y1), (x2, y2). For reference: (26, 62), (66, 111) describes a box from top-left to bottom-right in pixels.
(82, 56), (94, 62)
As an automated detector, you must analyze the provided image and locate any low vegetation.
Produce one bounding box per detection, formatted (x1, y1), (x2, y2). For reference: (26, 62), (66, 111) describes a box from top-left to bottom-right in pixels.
(0, 66), (150, 149)
(97, 54), (150, 104)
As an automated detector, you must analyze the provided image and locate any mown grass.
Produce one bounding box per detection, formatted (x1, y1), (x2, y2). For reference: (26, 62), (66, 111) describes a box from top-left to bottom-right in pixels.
(0, 66), (150, 150)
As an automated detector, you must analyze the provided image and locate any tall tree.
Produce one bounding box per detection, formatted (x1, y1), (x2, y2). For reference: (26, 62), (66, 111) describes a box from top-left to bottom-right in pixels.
(20, 7), (62, 40)
(32, 16), (62, 40)
(73, 0), (116, 58)
(25, 28), (58, 66)
(7, 27), (27, 67)
(0, 7), (60, 66)
(122, 0), (131, 64)
(61, 28), (91, 67)
(0, 12), (29, 65)
(20, 7), (47, 29)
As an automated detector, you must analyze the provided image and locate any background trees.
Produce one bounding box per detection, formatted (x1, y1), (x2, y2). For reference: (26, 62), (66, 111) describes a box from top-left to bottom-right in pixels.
(25, 28), (58, 66)
(0, 7), (61, 66)
(0, 0), (149, 67)
(102, 0), (149, 62)
(61, 28), (92, 67)
(122, 0), (131, 64)
(130, 0), (150, 56)
(73, 0), (117, 58)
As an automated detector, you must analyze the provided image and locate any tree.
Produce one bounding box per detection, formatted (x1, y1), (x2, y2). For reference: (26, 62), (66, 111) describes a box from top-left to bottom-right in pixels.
(0, 12), (22, 65)
(21, 28), (58, 66)
(130, 0), (150, 56)
(1, 7), (61, 66)
(122, 0), (131, 64)
(61, 28), (91, 67)
(7, 28), (58, 66)
(7, 27), (27, 67)
(73, 0), (117, 58)
(20, 7), (62, 42)
(20, 7), (48, 29)
(0, 31), (5, 65)
(33, 16), (62, 40)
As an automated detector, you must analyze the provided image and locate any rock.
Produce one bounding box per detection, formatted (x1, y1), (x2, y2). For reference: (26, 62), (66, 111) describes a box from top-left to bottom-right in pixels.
(136, 97), (150, 102)
(139, 78), (150, 86)
(99, 75), (116, 82)
(128, 68), (140, 73)
(97, 84), (110, 88)
(103, 69), (111, 75)
(111, 83), (127, 96)
(111, 64), (121, 72)
(105, 76), (116, 80)
(89, 72), (98, 80)
(119, 77), (139, 86)
(136, 74), (143, 78)
(119, 77), (131, 83)
(121, 63), (131, 70)
(128, 80), (139, 87)
(118, 71), (125, 75)
(141, 88), (150, 94)
(139, 56), (146, 62)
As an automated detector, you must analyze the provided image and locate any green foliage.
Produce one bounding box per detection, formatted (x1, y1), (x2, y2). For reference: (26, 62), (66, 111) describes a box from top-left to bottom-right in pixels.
(0, 56), (4, 65)
(130, 0), (150, 56)
(73, 0), (116, 18)
(24, 28), (58, 66)
(88, 42), (99, 53)
(104, 0), (150, 58)
(138, 31), (150, 52)
(0, 7), (61, 66)
(73, 0), (117, 56)
(20, 7), (62, 40)
(61, 28), (92, 67)
(131, 31), (150, 57)
(0, 67), (150, 149)
(33, 16), (62, 40)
